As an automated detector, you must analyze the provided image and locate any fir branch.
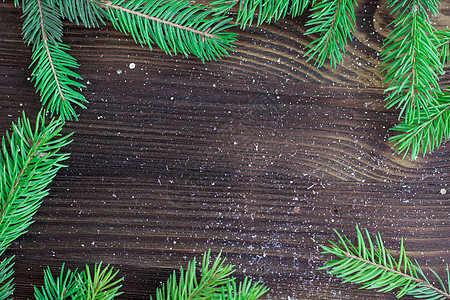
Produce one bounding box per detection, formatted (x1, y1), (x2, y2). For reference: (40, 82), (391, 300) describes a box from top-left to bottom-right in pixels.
(435, 30), (450, 68)
(153, 250), (268, 300)
(51, 0), (107, 28)
(22, 0), (87, 121)
(0, 255), (14, 299)
(221, 277), (269, 300)
(390, 89), (450, 159)
(93, 0), (237, 62)
(22, 0), (63, 46)
(304, 0), (357, 68)
(76, 262), (123, 300)
(0, 111), (71, 253)
(319, 226), (450, 299)
(382, 0), (443, 123)
(34, 264), (81, 300)
(33, 263), (123, 300)
(209, 0), (309, 29)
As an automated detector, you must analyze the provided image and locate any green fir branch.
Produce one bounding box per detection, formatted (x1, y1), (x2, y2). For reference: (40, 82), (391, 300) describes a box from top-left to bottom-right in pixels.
(51, 0), (107, 28)
(33, 263), (123, 300)
(220, 277), (269, 300)
(34, 264), (81, 300)
(304, 0), (357, 68)
(435, 30), (450, 68)
(0, 111), (71, 253)
(209, 0), (309, 29)
(390, 89), (450, 159)
(382, 0), (443, 123)
(77, 262), (123, 300)
(22, 0), (87, 121)
(319, 226), (450, 299)
(0, 255), (14, 299)
(93, 0), (237, 62)
(153, 250), (268, 300)
(0, 111), (71, 298)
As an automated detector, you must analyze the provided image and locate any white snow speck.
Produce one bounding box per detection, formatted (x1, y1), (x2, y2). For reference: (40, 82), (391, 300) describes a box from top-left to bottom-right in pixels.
(129, 62), (136, 69)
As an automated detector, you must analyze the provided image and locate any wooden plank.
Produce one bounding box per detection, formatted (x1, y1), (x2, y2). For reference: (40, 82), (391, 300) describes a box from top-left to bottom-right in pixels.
(0, 1), (449, 299)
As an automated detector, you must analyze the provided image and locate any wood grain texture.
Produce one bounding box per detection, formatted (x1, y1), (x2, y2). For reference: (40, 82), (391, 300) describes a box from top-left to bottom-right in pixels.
(0, 1), (449, 299)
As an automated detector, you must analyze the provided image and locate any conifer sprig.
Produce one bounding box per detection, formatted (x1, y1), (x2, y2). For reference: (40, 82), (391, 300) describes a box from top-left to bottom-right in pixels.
(210, 0), (309, 29)
(0, 255), (14, 299)
(304, 0), (357, 68)
(0, 111), (71, 297)
(22, 0), (87, 121)
(33, 263), (123, 300)
(52, 0), (107, 28)
(76, 262), (123, 299)
(390, 89), (450, 159)
(435, 30), (450, 68)
(94, 0), (237, 62)
(0, 111), (71, 253)
(319, 226), (450, 299)
(34, 264), (81, 300)
(382, 0), (443, 123)
(153, 250), (268, 300)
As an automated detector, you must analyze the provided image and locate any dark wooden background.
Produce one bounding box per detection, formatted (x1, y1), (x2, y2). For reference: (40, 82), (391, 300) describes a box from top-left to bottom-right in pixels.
(1, 1), (449, 299)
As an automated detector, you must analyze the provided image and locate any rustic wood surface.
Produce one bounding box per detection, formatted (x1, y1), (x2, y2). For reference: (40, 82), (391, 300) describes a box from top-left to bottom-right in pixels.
(0, 1), (449, 299)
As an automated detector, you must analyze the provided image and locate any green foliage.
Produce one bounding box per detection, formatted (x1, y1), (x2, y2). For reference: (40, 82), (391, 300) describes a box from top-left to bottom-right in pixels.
(319, 226), (450, 299)
(34, 263), (123, 300)
(0, 255), (14, 299)
(52, 0), (107, 28)
(153, 250), (268, 300)
(380, 0), (450, 158)
(381, 0), (443, 123)
(435, 30), (450, 68)
(0, 111), (71, 298)
(210, 0), (309, 28)
(390, 89), (450, 159)
(22, 0), (87, 121)
(34, 264), (82, 300)
(0, 111), (71, 254)
(304, 0), (357, 68)
(77, 262), (123, 300)
(96, 0), (236, 62)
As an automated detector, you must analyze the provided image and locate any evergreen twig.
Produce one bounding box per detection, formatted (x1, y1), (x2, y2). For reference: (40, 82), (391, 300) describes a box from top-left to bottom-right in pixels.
(390, 89), (450, 159)
(0, 111), (71, 297)
(22, 0), (87, 121)
(33, 263), (123, 300)
(210, 0), (309, 28)
(153, 250), (268, 300)
(304, 0), (357, 68)
(319, 226), (450, 299)
(381, 0), (443, 123)
(91, 0), (237, 62)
